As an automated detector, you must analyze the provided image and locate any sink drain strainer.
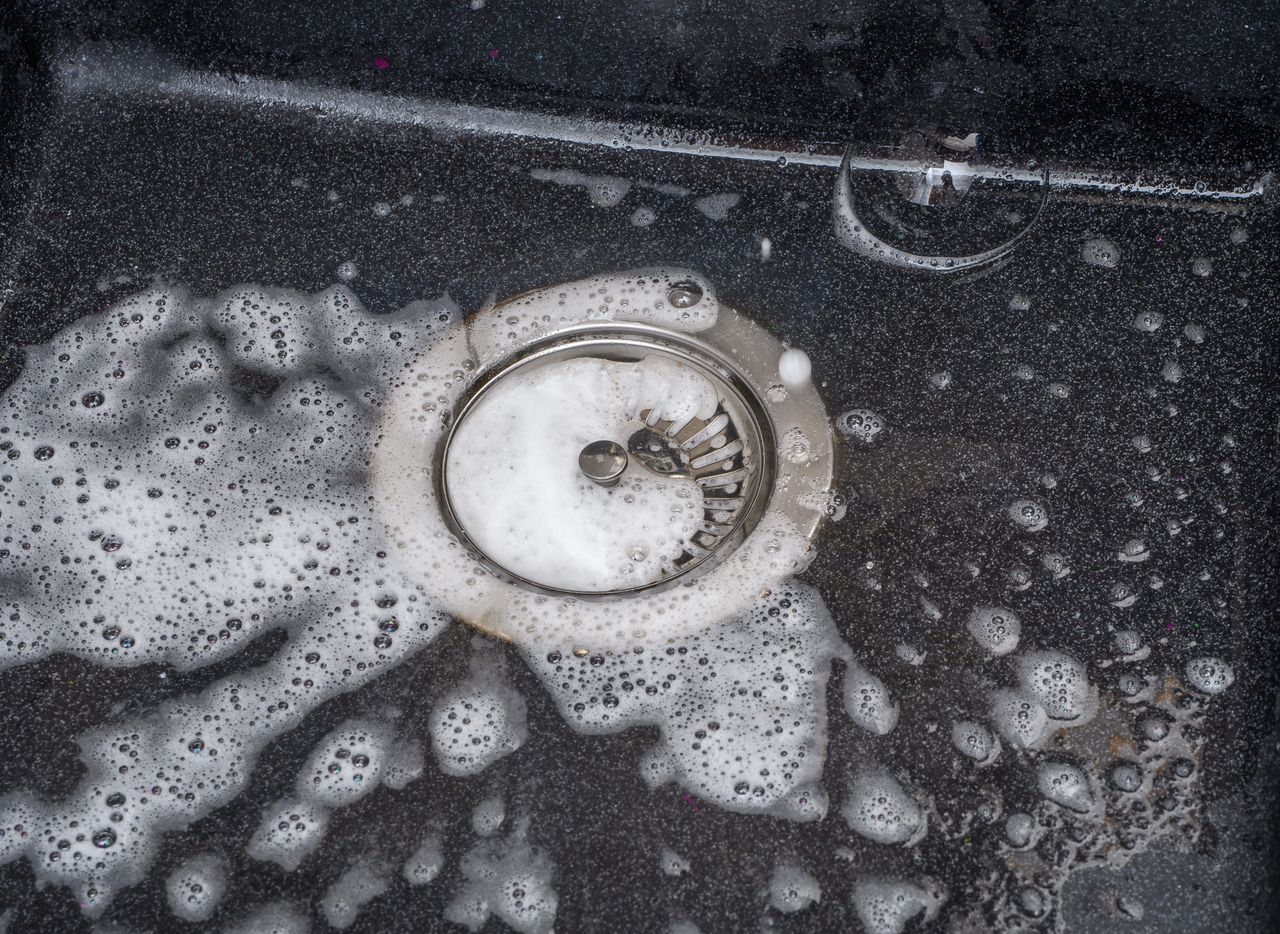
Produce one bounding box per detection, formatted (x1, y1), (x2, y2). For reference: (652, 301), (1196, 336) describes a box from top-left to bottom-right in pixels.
(372, 268), (835, 647)
(437, 320), (780, 597)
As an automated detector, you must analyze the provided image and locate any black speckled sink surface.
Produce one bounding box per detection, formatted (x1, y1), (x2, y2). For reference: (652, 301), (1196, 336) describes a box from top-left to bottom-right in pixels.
(0, 3), (1277, 932)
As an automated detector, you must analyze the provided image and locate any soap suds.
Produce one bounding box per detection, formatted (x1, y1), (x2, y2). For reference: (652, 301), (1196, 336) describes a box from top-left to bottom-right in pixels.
(444, 820), (557, 934)
(693, 193), (741, 221)
(0, 268), (854, 916)
(430, 639), (528, 776)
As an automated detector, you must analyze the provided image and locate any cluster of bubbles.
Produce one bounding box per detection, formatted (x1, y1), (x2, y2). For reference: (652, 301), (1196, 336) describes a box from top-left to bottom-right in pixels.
(471, 796), (507, 837)
(766, 861), (822, 913)
(0, 253), (1249, 931)
(850, 877), (944, 934)
(1007, 498), (1049, 532)
(966, 606), (1022, 656)
(1017, 650), (1098, 722)
(320, 857), (394, 930)
(842, 663), (899, 734)
(164, 852), (228, 923)
(836, 408), (886, 443)
(950, 720), (1000, 766)
(1036, 762), (1095, 813)
(841, 768), (925, 846)
(444, 819), (558, 934)
(0, 268), (853, 926)
(1079, 237), (1122, 269)
(428, 639), (528, 776)
(402, 830), (446, 887)
(524, 581), (850, 818)
(247, 717), (423, 871)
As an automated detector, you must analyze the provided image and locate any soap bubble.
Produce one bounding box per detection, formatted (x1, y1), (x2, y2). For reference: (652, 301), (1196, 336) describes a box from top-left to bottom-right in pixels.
(951, 720), (999, 765)
(1016, 650), (1096, 722)
(1132, 311), (1164, 332)
(837, 409), (886, 443)
(842, 768), (923, 845)
(1007, 498), (1048, 532)
(1183, 657), (1234, 695)
(768, 861), (821, 913)
(1108, 761), (1143, 793)
(165, 853), (228, 923)
(778, 348), (812, 386)
(1036, 762), (1093, 813)
(967, 607), (1021, 656)
(1004, 812), (1035, 848)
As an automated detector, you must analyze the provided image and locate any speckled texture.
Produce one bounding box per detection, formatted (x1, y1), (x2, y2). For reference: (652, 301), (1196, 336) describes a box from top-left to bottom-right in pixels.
(0, 6), (1277, 933)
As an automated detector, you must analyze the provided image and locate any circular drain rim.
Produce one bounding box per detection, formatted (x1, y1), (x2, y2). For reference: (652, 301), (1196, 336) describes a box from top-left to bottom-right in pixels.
(435, 321), (780, 599)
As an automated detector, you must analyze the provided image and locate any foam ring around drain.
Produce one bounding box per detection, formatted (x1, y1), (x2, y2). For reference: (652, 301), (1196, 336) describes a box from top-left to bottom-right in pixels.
(372, 268), (835, 648)
(437, 326), (777, 597)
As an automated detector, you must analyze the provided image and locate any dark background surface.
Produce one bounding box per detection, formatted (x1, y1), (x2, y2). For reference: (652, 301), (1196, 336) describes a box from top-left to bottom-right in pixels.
(0, 2), (1277, 932)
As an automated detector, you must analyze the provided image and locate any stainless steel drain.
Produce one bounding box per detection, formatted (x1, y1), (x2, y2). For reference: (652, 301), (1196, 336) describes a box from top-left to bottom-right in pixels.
(372, 268), (836, 646)
(436, 322), (779, 597)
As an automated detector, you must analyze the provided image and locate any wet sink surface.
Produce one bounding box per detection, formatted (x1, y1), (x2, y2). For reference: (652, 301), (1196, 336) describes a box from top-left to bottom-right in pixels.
(0, 46), (1278, 934)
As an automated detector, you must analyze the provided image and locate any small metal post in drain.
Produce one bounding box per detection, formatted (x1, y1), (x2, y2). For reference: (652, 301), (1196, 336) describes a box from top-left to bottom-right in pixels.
(579, 440), (628, 487)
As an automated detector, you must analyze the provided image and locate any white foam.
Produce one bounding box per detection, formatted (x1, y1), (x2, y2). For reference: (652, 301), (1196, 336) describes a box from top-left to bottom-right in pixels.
(445, 356), (713, 592)
(967, 607), (1021, 656)
(1007, 499), (1048, 532)
(989, 689), (1049, 749)
(444, 821), (557, 934)
(1016, 650), (1097, 723)
(668, 923), (703, 934)
(223, 901), (311, 934)
(1036, 762), (1094, 813)
(836, 409), (885, 443)
(659, 846), (690, 877)
(165, 853), (228, 923)
(630, 206), (657, 227)
(1108, 762), (1143, 793)
(383, 738), (426, 790)
(950, 720), (1000, 766)
(472, 796), (506, 837)
(297, 719), (395, 807)
(1132, 311), (1164, 332)
(247, 797), (332, 872)
(1080, 237), (1121, 269)
(841, 768), (924, 845)
(523, 581), (847, 819)
(693, 193), (741, 221)
(429, 641), (528, 776)
(530, 168), (631, 207)
(843, 664), (899, 735)
(1184, 657), (1234, 695)
(0, 268), (846, 915)
(1113, 629), (1147, 658)
(1004, 812), (1035, 848)
(767, 861), (821, 913)
(850, 878), (943, 934)
(320, 858), (392, 930)
(402, 831), (445, 886)
(372, 267), (822, 654)
(246, 716), (416, 872)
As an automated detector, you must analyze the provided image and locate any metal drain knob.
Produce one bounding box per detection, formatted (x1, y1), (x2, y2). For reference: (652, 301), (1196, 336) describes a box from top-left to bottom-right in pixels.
(579, 440), (628, 487)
